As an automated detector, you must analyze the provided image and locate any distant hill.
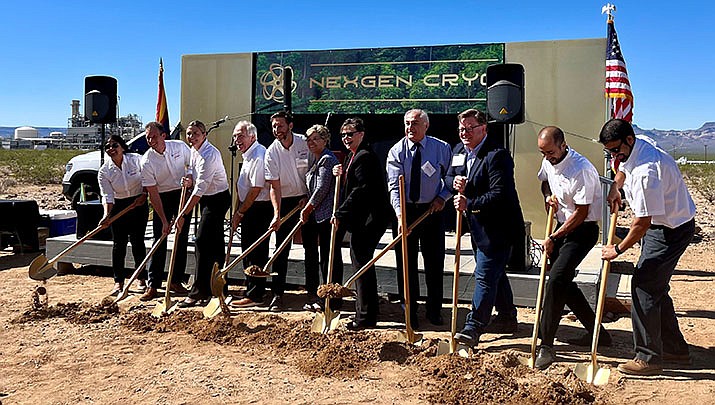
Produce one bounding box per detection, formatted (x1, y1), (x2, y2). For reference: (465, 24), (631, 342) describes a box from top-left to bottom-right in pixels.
(0, 126), (66, 139)
(633, 122), (715, 155)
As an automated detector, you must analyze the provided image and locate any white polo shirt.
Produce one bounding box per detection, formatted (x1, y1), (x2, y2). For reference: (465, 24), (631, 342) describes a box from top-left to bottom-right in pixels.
(190, 140), (229, 198)
(98, 153), (144, 203)
(538, 147), (603, 223)
(265, 133), (309, 198)
(140, 140), (191, 193)
(238, 140), (270, 202)
(619, 135), (695, 228)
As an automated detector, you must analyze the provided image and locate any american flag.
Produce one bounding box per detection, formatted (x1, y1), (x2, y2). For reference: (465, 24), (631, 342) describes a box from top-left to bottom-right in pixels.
(605, 18), (633, 122)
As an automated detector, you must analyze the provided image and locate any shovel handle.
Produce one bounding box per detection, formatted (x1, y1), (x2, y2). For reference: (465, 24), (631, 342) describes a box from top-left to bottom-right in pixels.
(48, 195), (143, 266)
(263, 220), (303, 273)
(218, 204), (301, 278)
(162, 187), (189, 307)
(529, 204), (556, 366)
(398, 176), (415, 338)
(114, 232), (169, 303)
(590, 210), (619, 369)
(224, 226), (235, 267)
(450, 197), (464, 353)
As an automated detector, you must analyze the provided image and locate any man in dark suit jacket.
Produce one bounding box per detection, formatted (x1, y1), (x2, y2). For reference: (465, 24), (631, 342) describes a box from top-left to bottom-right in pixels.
(446, 108), (525, 347)
(332, 117), (391, 329)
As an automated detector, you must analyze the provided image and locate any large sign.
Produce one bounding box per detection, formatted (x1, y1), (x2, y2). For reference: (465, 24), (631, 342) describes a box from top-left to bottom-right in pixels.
(255, 43), (504, 114)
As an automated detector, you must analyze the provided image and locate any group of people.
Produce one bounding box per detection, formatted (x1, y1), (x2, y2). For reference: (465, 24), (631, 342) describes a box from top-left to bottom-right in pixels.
(96, 108), (696, 377)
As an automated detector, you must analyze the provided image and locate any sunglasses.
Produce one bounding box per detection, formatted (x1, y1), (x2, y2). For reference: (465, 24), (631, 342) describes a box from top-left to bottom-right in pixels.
(603, 140), (623, 154)
(105, 142), (120, 150)
(341, 131), (358, 138)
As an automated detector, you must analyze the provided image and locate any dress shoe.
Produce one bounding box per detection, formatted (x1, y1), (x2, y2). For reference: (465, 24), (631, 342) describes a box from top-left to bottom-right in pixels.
(534, 346), (555, 370)
(484, 314), (518, 333)
(139, 287), (159, 301)
(269, 295), (283, 312)
(231, 298), (259, 308)
(178, 297), (200, 308)
(618, 358), (663, 376)
(170, 283), (188, 294)
(663, 351), (692, 365)
(109, 283), (124, 296)
(566, 331), (612, 347)
(454, 328), (480, 347)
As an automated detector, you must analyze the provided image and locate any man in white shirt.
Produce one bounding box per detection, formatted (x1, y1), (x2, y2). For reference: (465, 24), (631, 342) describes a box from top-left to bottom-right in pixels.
(264, 111), (309, 311)
(600, 119), (696, 376)
(229, 121), (273, 308)
(533, 126), (611, 369)
(176, 120), (231, 307)
(139, 122), (192, 301)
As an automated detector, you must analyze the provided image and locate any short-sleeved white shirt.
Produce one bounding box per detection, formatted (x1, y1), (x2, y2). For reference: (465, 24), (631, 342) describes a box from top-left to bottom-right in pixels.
(537, 147), (602, 223)
(140, 140), (191, 193)
(238, 140), (270, 202)
(190, 140), (229, 198)
(264, 133), (309, 198)
(619, 136), (695, 228)
(98, 153), (144, 204)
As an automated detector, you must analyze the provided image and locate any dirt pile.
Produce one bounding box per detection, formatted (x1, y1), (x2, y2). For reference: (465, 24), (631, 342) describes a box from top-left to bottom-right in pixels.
(14, 301), (119, 324)
(317, 283), (353, 298)
(419, 350), (603, 404)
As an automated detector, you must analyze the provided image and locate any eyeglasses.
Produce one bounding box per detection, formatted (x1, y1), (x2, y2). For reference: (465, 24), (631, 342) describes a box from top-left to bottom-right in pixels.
(603, 140), (623, 154)
(458, 124), (484, 133)
(341, 131), (358, 138)
(105, 142), (120, 150)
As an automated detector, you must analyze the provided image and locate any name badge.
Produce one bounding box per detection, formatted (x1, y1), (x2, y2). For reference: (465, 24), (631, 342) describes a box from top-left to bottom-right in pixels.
(452, 154), (466, 167)
(422, 161), (436, 177)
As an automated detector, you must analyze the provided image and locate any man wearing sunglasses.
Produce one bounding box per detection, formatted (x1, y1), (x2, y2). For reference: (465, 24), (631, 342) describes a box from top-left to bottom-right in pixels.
(600, 118), (696, 376)
(138, 121), (192, 301)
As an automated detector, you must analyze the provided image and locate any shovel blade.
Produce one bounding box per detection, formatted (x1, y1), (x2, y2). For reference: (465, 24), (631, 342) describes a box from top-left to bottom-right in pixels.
(151, 299), (171, 318)
(203, 297), (222, 318)
(437, 340), (451, 355)
(518, 356), (536, 368)
(574, 363), (611, 385)
(396, 330), (424, 345)
(310, 313), (325, 333)
(28, 255), (56, 281)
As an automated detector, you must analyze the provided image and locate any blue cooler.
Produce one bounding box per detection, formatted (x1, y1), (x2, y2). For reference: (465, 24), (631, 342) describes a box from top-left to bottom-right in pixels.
(41, 210), (78, 237)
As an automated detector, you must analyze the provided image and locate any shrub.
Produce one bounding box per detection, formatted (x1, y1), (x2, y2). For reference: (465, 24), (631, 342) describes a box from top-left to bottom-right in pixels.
(0, 149), (84, 184)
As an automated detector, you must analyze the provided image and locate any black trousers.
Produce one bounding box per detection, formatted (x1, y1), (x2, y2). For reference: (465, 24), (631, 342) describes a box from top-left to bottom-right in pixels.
(271, 196), (304, 296)
(302, 216), (343, 295)
(188, 190), (230, 300)
(632, 218), (694, 363)
(351, 223), (386, 325)
(110, 196), (148, 284)
(539, 221), (603, 347)
(393, 203), (445, 320)
(241, 200), (273, 302)
(147, 188), (191, 289)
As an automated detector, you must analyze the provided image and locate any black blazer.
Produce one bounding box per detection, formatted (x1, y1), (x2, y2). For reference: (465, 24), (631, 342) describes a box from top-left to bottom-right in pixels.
(334, 142), (391, 233)
(445, 138), (524, 252)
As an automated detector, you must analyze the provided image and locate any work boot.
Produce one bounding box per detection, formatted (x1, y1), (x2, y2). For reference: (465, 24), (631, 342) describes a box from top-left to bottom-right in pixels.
(139, 287), (158, 301)
(535, 346), (555, 370)
(454, 327), (480, 348)
(269, 294), (283, 312)
(618, 358), (662, 376)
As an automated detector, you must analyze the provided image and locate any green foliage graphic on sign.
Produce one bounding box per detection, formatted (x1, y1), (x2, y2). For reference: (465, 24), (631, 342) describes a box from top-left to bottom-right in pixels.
(255, 43), (504, 115)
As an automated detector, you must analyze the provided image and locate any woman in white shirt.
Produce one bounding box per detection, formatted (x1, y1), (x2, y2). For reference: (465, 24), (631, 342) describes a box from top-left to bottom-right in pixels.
(98, 134), (149, 296)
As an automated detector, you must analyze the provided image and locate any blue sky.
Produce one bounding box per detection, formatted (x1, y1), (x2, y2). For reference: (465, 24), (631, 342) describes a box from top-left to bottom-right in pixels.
(0, 1), (711, 130)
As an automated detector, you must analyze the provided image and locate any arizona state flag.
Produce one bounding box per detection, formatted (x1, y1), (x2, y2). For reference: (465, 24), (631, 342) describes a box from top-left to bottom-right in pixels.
(156, 58), (170, 134)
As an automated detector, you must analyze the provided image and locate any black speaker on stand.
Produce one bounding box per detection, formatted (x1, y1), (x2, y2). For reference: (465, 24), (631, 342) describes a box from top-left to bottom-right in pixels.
(486, 64), (524, 124)
(85, 76), (118, 166)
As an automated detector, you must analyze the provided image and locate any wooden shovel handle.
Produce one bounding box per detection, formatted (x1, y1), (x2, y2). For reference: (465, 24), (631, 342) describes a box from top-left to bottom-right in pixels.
(450, 196), (464, 353)
(162, 187), (189, 306)
(529, 204), (556, 365)
(590, 210), (619, 369)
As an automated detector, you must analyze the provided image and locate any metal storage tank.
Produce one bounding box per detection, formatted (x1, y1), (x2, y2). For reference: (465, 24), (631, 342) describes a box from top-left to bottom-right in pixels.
(15, 126), (38, 139)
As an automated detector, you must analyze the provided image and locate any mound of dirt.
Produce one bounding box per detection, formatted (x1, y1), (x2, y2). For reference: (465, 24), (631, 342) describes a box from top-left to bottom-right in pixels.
(317, 283), (353, 298)
(418, 350), (601, 404)
(14, 301), (119, 324)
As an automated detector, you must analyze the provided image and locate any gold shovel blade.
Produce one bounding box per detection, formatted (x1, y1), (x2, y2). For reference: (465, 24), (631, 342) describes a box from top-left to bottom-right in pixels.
(517, 356), (536, 368)
(574, 363), (611, 386)
(395, 330), (424, 345)
(28, 255), (57, 281)
(436, 340), (471, 357)
(310, 308), (341, 334)
(203, 298), (222, 318)
(151, 299), (171, 318)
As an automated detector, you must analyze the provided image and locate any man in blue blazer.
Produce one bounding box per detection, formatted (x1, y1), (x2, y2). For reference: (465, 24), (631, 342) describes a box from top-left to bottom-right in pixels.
(446, 108), (525, 347)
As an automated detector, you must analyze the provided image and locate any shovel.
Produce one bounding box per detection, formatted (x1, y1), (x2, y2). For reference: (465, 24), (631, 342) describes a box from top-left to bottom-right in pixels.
(202, 223), (236, 318)
(437, 194), (465, 355)
(28, 197), (142, 281)
(101, 232), (168, 306)
(311, 175), (343, 333)
(396, 175), (423, 344)
(574, 210), (618, 386)
(256, 218), (303, 277)
(152, 187), (189, 317)
(518, 204), (556, 368)
(203, 205), (302, 318)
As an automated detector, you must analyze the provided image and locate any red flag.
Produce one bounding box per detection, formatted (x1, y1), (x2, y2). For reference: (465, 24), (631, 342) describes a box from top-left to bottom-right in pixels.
(605, 18), (633, 122)
(156, 58), (170, 134)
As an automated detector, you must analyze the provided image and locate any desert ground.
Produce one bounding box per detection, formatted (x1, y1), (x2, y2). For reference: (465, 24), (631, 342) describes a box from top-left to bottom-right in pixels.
(0, 183), (713, 405)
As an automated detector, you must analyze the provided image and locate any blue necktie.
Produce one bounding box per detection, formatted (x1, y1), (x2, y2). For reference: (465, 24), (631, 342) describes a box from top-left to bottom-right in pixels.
(409, 143), (422, 203)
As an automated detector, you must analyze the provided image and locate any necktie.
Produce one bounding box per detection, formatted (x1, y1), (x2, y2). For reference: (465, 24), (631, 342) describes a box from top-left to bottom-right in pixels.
(409, 143), (422, 203)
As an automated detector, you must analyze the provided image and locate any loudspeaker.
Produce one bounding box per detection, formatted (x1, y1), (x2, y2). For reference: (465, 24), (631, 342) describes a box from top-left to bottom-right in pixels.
(283, 66), (292, 113)
(486, 64), (524, 124)
(84, 75), (117, 124)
